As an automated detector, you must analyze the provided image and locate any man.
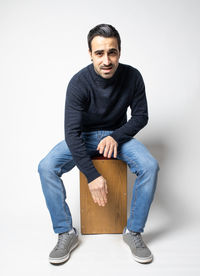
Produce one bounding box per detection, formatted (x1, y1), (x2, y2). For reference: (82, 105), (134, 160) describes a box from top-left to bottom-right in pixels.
(38, 23), (159, 265)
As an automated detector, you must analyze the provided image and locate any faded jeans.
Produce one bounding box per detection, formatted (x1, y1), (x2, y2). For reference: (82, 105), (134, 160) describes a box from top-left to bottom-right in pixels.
(38, 130), (159, 234)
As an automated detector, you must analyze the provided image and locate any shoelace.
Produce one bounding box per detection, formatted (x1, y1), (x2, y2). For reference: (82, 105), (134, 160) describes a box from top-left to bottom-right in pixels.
(54, 233), (72, 250)
(130, 232), (146, 248)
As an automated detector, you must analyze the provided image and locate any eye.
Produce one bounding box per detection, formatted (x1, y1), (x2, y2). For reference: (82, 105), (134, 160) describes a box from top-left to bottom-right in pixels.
(109, 50), (117, 56)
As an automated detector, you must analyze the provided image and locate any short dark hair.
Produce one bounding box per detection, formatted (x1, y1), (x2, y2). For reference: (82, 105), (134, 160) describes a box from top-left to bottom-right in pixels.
(87, 24), (121, 52)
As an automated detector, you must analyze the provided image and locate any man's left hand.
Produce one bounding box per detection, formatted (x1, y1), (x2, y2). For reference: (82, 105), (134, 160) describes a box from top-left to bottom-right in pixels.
(97, 136), (118, 158)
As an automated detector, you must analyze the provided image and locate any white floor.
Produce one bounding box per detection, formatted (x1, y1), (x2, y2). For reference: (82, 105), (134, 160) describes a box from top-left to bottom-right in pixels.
(2, 213), (200, 276)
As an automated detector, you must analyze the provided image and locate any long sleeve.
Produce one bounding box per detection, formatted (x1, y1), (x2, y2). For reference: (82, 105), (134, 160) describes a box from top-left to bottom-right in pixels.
(64, 82), (101, 183)
(110, 70), (148, 144)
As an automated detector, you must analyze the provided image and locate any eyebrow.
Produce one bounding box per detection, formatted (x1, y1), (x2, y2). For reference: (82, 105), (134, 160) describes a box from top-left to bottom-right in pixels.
(94, 48), (118, 54)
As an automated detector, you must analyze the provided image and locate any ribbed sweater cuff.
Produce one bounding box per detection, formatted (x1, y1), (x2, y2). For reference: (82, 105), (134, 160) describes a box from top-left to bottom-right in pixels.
(110, 132), (120, 144)
(85, 169), (101, 184)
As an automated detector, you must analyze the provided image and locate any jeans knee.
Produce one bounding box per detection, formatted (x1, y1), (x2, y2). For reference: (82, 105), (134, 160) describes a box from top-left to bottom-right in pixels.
(152, 157), (159, 171)
(38, 159), (45, 175)
(145, 156), (159, 174)
(38, 158), (55, 176)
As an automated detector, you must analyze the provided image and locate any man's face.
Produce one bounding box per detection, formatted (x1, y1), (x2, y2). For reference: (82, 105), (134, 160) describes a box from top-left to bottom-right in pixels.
(89, 36), (121, 79)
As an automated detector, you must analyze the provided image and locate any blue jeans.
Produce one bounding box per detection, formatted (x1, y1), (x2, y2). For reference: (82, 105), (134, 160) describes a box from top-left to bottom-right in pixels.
(38, 130), (159, 234)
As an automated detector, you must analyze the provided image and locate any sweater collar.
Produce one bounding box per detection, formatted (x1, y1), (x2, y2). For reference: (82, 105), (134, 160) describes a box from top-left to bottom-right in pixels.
(88, 63), (121, 87)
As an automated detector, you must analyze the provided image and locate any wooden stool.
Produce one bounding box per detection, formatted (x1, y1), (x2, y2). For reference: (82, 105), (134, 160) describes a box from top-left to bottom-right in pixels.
(80, 156), (127, 234)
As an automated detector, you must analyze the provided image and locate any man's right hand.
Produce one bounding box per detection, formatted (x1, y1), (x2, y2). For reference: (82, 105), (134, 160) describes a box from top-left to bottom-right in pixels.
(88, 176), (108, 207)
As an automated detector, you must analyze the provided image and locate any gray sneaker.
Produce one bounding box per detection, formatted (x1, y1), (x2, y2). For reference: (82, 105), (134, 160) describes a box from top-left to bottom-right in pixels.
(49, 227), (79, 264)
(122, 227), (153, 264)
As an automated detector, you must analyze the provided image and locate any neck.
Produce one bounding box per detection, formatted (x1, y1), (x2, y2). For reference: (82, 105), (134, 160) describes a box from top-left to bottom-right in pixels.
(90, 63), (121, 87)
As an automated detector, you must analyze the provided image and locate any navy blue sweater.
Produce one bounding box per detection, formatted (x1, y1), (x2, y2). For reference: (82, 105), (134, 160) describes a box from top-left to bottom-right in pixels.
(64, 63), (148, 183)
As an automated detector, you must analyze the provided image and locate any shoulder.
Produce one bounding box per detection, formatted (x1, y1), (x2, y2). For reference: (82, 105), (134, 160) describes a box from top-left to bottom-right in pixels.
(118, 63), (144, 86)
(119, 63), (143, 77)
(66, 65), (91, 103)
(68, 64), (91, 88)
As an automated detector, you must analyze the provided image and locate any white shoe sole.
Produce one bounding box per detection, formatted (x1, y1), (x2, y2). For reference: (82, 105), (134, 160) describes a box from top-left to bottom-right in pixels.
(49, 241), (79, 264)
(132, 253), (153, 264)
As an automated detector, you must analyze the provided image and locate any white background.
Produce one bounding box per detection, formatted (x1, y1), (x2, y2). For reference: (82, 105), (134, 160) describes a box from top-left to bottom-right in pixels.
(0, 0), (200, 275)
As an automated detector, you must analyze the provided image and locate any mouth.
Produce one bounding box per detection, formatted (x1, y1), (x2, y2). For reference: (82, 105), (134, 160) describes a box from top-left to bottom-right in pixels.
(101, 66), (113, 73)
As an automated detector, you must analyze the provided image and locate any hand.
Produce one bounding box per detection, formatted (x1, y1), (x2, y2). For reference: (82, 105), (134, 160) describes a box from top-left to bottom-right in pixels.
(88, 176), (108, 207)
(97, 136), (118, 158)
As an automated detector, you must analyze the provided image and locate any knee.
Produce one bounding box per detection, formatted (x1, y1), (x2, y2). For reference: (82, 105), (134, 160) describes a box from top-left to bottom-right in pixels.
(144, 156), (159, 174)
(38, 157), (55, 176)
(38, 159), (46, 175)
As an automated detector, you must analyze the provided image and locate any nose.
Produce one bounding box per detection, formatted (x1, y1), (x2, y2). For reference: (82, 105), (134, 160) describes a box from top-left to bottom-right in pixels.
(103, 54), (110, 66)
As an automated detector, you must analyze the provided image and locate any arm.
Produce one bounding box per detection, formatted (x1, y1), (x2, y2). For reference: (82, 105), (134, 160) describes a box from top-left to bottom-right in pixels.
(109, 70), (148, 144)
(64, 82), (101, 183)
(65, 82), (108, 207)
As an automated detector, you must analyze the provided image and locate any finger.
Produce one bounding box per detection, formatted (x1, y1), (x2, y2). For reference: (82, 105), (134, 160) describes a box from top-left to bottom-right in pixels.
(99, 186), (107, 203)
(101, 190), (107, 205)
(96, 189), (106, 206)
(99, 147), (105, 154)
(101, 183), (108, 203)
(94, 186), (106, 206)
(96, 143), (101, 151)
(107, 144), (114, 158)
(105, 182), (108, 194)
(89, 182), (104, 206)
(98, 143), (105, 154)
(93, 190), (101, 206)
(91, 191), (97, 203)
(103, 144), (110, 157)
(114, 145), (117, 158)
(90, 188), (100, 204)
